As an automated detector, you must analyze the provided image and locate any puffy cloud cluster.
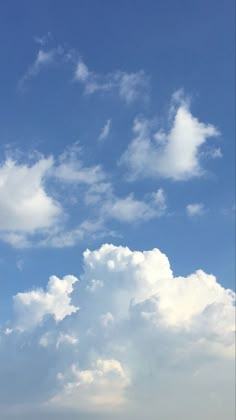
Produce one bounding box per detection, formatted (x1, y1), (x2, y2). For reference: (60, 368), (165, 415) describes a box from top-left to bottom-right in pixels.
(121, 92), (220, 180)
(0, 244), (234, 419)
(82, 244), (234, 337)
(0, 144), (167, 248)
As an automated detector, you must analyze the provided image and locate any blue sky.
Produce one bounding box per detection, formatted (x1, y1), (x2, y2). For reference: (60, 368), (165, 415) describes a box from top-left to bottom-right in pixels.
(0, 1), (235, 419)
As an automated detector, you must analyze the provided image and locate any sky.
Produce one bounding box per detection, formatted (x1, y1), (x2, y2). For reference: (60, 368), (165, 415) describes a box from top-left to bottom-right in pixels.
(0, 1), (235, 419)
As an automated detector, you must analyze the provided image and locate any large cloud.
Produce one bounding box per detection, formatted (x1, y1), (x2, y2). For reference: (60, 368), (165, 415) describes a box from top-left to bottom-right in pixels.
(0, 244), (235, 419)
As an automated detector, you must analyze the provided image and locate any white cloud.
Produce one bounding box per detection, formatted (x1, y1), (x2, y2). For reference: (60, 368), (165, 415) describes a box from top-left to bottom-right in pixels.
(0, 244), (235, 418)
(120, 92), (220, 180)
(74, 58), (149, 104)
(0, 157), (61, 232)
(186, 203), (206, 217)
(13, 275), (79, 330)
(98, 119), (112, 141)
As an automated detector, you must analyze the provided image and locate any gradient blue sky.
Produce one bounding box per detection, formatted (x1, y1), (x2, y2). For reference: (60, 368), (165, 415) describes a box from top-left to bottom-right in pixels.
(0, 1), (235, 419)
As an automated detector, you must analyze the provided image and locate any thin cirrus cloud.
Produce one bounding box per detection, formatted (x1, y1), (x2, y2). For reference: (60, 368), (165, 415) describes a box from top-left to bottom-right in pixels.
(75, 58), (150, 104)
(120, 91), (221, 181)
(0, 244), (234, 419)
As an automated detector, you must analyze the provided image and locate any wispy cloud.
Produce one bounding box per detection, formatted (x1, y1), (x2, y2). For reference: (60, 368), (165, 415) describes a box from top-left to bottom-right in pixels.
(74, 58), (150, 104)
(98, 119), (112, 141)
(18, 46), (64, 91)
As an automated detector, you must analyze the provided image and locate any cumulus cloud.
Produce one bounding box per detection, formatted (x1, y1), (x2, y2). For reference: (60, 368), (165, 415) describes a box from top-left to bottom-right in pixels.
(120, 92), (220, 180)
(0, 244), (235, 418)
(13, 275), (79, 330)
(74, 58), (149, 104)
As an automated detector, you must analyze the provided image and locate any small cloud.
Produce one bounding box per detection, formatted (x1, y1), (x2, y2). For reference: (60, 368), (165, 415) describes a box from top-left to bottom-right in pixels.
(98, 119), (112, 141)
(186, 203), (206, 217)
